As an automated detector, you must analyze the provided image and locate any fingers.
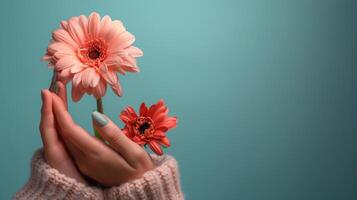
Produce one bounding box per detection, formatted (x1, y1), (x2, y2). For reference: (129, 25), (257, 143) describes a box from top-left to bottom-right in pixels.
(56, 81), (68, 110)
(39, 90), (58, 148)
(61, 136), (84, 160)
(51, 93), (100, 152)
(92, 111), (146, 166)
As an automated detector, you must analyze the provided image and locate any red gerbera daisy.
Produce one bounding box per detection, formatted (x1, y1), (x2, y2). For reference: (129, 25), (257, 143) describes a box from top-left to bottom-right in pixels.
(120, 99), (177, 155)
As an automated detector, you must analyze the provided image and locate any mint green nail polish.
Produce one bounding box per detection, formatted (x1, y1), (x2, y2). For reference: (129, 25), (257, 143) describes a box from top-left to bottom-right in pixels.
(92, 111), (108, 127)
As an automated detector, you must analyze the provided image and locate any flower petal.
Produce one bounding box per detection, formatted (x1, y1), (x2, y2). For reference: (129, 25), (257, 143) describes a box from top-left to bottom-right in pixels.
(139, 102), (148, 116)
(112, 20), (126, 33)
(70, 65), (85, 74)
(81, 67), (96, 88)
(111, 80), (123, 96)
(121, 56), (140, 72)
(125, 46), (143, 57)
(156, 127), (169, 132)
(147, 104), (158, 118)
(153, 107), (169, 119)
(71, 82), (86, 102)
(111, 31), (135, 49)
(60, 20), (69, 30)
(148, 141), (163, 155)
(158, 137), (171, 147)
(131, 136), (146, 145)
(54, 48), (75, 60)
(88, 12), (100, 39)
(103, 20), (126, 43)
(99, 65), (117, 85)
(55, 56), (81, 71)
(153, 130), (166, 138)
(48, 42), (74, 55)
(126, 106), (138, 118)
(78, 15), (89, 39)
(42, 54), (52, 61)
(121, 65), (140, 73)
(42, 54), (56, 67)
(153, 112), (169, 125)
(147, 99), (165, 118)
(52, 29), (79, 50)
(120, 106), (138, 123)
(108, 65), (126, 75)
(156, 116), (178, 130)
(72, 71), (83, 86)
(104, 56), (129, 75)
(98, 15), (112, 39)
(92, 79), (107, 99)
(120, 114), (131, 124)
(68, 17), (86, 45)
(58, 68), (72, 81)
(90, 72), (100, 87)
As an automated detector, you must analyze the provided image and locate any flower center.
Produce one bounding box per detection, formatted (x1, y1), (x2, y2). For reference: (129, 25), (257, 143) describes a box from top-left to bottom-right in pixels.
(134, 117), (154, 138)
(88, 48), (101, 59)
(138, 122), (151, 134)
(78, 38), (108, 67)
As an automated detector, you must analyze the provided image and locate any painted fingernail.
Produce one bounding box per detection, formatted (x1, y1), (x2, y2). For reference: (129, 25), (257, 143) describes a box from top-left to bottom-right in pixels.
(92, 111), (109, 127)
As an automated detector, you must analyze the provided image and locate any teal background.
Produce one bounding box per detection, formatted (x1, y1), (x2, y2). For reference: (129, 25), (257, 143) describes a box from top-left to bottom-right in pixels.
(0, 0), (356, 199)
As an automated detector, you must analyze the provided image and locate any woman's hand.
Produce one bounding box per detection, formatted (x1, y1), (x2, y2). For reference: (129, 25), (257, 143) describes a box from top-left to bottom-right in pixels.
(39, 83), (86, 184)
(50, 90), (154, 187)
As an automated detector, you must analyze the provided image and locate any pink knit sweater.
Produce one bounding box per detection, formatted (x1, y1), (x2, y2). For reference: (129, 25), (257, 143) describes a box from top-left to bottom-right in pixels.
(14, 150), (184, 200)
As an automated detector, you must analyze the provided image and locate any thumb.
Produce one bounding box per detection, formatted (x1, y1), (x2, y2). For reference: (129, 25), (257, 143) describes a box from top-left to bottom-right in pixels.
(92, 111), (144, 164)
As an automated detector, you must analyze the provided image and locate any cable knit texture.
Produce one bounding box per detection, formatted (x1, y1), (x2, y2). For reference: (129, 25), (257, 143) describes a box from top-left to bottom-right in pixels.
(104, 154), (184, 200)
(13, 149), (103, 200)
(14, 150), (184, 200)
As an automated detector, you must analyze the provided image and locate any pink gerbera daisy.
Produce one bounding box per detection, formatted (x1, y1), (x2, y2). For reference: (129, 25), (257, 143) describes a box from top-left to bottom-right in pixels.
(120, 100), (178, 155)
(43, 12), (143, 101)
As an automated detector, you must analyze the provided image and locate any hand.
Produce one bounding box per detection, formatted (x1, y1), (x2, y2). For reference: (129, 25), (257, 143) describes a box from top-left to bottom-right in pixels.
(39, 83), (86, 184)
(50, 91), (154, 187)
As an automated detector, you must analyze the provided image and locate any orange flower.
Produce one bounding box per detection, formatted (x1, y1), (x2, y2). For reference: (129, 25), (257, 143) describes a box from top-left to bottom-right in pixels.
(43, 12), (143, 101)
(120, 100), (177, 155)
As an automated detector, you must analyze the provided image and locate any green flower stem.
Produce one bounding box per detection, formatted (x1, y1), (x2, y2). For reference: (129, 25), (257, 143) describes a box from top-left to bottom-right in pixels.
(96, 98), (104, 113)
(49, 71), (58, 93)
(95, 98), (104, 140)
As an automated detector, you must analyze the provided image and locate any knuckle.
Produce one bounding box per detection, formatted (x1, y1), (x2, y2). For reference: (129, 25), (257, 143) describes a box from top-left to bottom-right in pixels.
(39, 123), (52, 134)
(133, 149), (147, 159)
(61, 127), (71, 134)
(131, 149), (149, 165)
(39, 123), (44, 133)
(39, 116), (55, 132)
(109, 134), (122, 147)
(87, 150), (103, 161)
(62, 122), (75, 133)
(46, 145), (59, 155)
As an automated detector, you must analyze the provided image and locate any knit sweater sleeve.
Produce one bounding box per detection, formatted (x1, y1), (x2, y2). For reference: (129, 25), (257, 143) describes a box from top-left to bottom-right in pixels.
(13, 149), (103, 200)
(104, 154), (184, 200)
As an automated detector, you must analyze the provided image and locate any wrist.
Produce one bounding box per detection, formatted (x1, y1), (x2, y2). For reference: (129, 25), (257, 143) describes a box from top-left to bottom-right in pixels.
(14, 149), (103, 200)
(104, 154), (184, 200)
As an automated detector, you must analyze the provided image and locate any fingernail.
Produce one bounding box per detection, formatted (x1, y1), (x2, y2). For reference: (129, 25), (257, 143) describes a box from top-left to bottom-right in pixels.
(41, 90), (46, 101)
(92, 111), (109, 127)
